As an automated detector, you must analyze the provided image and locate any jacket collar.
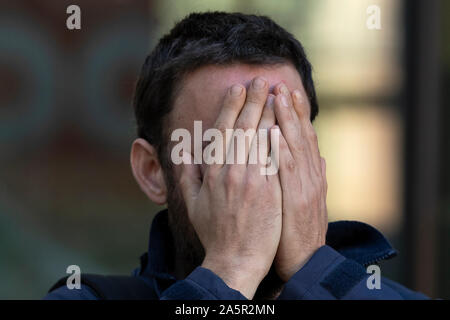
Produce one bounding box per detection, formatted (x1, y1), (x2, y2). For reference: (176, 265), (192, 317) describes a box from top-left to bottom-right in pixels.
(140, 209), (176, 281)
(141, 210), (397, 279)
(326, 220), (397, 266)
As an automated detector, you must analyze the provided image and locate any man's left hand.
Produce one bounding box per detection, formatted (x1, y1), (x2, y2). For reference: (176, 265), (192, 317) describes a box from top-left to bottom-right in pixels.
(272, 83), (328, 282)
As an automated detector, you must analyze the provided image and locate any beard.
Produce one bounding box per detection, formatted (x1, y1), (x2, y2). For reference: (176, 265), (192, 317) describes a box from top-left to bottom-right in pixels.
(164, 160), (205, 275)
(163, 159), (284, 300)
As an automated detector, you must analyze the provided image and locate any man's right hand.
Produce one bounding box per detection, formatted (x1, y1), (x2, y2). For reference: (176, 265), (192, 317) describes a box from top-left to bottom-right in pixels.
(179, 77), (282, 299)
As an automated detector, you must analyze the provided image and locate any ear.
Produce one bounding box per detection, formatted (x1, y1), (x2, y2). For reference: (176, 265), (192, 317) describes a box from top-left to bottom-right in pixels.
(130, 138), (167, 205)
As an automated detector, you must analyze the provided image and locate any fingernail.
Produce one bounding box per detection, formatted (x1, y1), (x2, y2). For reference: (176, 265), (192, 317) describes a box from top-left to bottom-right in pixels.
(230, 84), (243, 96)
(293, 89), (302, 101)
(253, 77), (266, 89)
(280, 94), (289, 107)
(280, 84), (289, 96)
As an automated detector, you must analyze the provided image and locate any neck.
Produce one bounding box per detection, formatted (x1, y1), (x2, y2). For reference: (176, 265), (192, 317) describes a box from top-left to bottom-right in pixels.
(173, 248), (198, 280)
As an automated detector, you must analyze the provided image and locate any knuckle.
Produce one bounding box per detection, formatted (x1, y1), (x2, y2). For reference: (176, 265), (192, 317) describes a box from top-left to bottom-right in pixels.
(224, 168), (240, 186)
(227, 100), (243, 113)
(244, 175), (258, 190)
(215, 123), (227, 133)
(308, 130), (318, 143)
(321, 175), (328, 191)
(292, 141), (305, 154)
(250, 171), (265, 187)
(216, 124), (228, 137)
(279, 106), (293, 121)
(245, 98), (263, 110)
(309, 183), (322, 201)
(205, 170), (218, 187)
(285, 158), (297, 172)
(321, 157), (327, 169)
(235, 122), (252, 132)
(295, 196), (309, 211)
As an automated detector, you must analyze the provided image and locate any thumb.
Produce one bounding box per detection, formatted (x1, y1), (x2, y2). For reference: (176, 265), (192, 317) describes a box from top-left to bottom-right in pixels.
(179, 151), (202, 212)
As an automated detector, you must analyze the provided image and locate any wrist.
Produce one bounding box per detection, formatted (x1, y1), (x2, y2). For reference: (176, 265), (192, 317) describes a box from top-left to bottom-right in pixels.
(201, 255), (266, 299)
(276, 248), (319, 282)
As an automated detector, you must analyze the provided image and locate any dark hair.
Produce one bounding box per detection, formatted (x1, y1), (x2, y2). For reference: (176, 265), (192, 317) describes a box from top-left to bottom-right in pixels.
(133, 11), (318, 160)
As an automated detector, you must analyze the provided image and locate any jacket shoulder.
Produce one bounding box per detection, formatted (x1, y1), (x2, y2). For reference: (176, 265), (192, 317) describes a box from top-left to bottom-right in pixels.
(327, 220), (397, 266)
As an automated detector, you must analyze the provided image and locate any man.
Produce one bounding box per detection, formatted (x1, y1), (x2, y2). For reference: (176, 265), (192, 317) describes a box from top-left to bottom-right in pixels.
(46, 12), (427, 300)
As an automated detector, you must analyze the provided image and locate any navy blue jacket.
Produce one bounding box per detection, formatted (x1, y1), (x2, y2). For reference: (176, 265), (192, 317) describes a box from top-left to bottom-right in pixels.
(45, 210), (428, 300)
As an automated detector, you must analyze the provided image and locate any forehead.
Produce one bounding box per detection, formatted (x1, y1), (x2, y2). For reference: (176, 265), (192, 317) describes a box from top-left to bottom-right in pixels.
(169, 63), (305, 132)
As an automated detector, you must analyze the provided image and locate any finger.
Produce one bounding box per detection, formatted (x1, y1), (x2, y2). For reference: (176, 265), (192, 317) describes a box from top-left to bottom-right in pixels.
(292, 89), (322, 177)
(179, 151), (202, 213)
(276, 127), (302, 195)
(248, 95), (276, 176)
(274, 82), (304, 158)
(273, 84), (302, 150)
(274, 82), (294, 108)
(231, 77), (268, 165)
(266, 125), (281, 178)
(258, 94), (276, 131)
(291, 88), (311, 119)
(274, 90), (311, 182)
(259, 94), (276, 167)
(212, 84), (246, 168)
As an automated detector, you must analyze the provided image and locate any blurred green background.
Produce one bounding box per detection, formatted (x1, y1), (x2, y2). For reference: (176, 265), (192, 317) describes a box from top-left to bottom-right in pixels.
(0, 0), (448, 299)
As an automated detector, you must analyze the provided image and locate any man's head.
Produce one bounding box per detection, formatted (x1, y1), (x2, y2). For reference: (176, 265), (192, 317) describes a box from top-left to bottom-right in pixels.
(130, 12), (318, 285)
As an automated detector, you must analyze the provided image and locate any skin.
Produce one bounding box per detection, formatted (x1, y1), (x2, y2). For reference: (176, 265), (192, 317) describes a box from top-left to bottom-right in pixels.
(130, 63), (328, 299)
